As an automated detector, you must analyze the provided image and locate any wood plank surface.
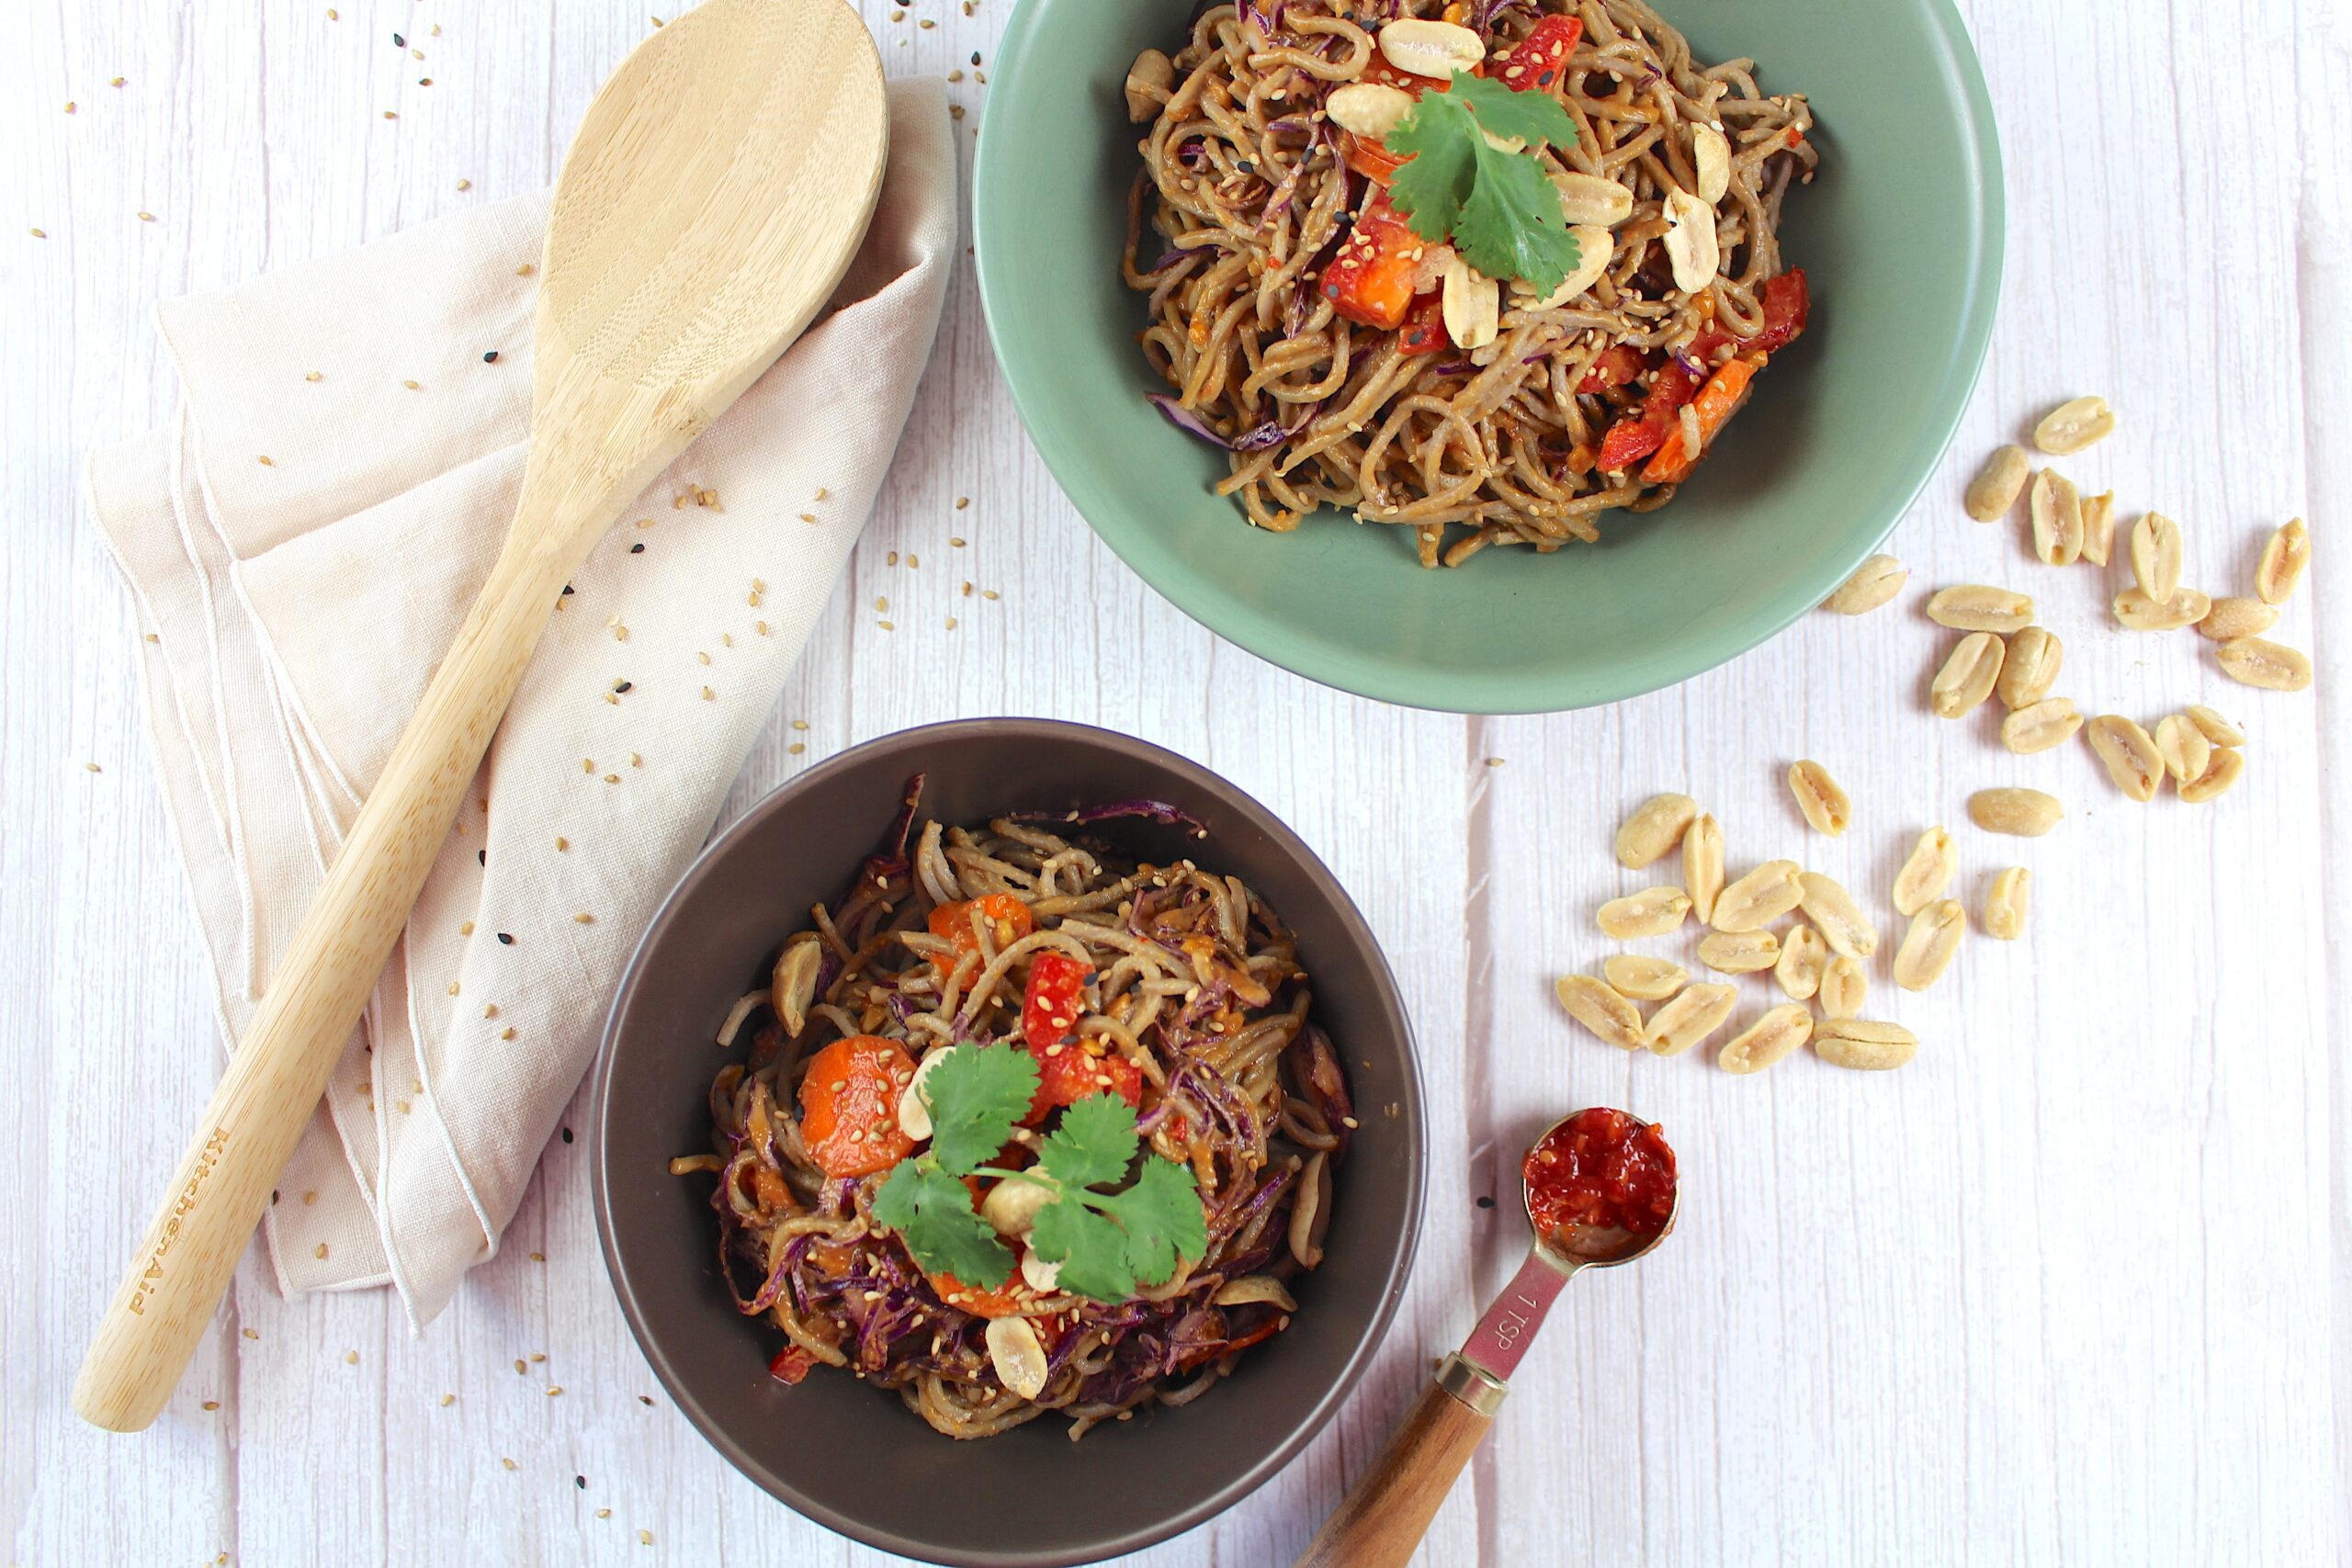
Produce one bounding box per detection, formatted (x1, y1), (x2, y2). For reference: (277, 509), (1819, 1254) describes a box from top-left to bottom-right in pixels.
(2, 0), (2344, 1562)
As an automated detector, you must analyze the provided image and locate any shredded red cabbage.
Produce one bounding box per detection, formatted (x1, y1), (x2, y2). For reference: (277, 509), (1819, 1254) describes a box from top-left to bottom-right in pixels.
(1011, 797), (1211, 836)
(1146, 243), (1211, 275)
(1147, 393), (1236, 447)
(1475, 0), (1539, 35)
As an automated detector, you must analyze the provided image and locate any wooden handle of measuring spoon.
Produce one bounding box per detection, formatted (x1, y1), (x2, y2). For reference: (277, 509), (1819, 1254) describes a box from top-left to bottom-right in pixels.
(72, 480), (582, 1433)
(1294, 1357), (1500, 1568)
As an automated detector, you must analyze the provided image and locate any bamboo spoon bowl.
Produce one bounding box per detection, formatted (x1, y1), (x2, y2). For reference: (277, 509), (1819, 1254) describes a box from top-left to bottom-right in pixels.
(74, 0), (888, 1434)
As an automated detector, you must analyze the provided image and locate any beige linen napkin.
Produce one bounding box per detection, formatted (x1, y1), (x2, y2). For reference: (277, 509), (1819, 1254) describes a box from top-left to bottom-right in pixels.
(85, 80), (956, 1329)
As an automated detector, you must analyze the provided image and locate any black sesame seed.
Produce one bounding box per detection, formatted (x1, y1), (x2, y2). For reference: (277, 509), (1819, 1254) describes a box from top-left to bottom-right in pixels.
(560, 584), (574, 596)
(483, 349), (499, 363)
(1476, 1195), (1496, 1209)
(629, 542), (645, 554)
(615, 681), (632, 694)
(392, 31), (404, 46)
(574, 1475), (586, 1490)
(496, 931), (514, 945)
(560, 1126), (573, 1145)
(477, 849), (487, 866)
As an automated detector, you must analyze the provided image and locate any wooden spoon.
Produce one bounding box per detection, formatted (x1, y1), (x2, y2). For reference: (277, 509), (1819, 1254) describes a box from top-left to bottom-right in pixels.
(74, 0), (888, 1433)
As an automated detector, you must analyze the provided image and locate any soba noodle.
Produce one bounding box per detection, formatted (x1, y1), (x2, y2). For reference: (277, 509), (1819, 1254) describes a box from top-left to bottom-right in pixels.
(691, 784), (1352, 1439)
(1125, 0), (1816, 566)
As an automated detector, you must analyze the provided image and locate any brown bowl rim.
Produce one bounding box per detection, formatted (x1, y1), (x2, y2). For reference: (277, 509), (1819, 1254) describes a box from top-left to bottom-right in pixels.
(589, 716), (1427, 1565)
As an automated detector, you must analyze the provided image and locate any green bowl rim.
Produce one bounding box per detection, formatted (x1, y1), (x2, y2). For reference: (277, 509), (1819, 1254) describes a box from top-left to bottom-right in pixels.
(972, 0), (2006, 715)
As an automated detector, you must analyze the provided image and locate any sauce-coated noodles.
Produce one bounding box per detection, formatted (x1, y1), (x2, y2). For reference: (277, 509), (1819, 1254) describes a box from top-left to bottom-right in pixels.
(1125, 0), (1815, 566)
(689, 785), (1351, 1439)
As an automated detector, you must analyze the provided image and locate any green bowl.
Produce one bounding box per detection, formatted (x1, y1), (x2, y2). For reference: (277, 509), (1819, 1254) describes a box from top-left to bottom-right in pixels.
(973, 0), (2003, 714)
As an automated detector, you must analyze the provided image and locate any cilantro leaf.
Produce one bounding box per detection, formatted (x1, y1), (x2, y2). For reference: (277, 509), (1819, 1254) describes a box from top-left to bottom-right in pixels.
(1030, 1194), (1137, 1303)
(1447, 72), (1576, 150)
(1384, 72), (1584, 296)
(1098, 1156), (1209, 1285)
(919, 1043), (1037, 1176)
(1457, 150), (1581, 295)
(1039, 1093), (1141, 1190)
(1386, 88), (1479, 247)
(874, 1160), (1015, 1287)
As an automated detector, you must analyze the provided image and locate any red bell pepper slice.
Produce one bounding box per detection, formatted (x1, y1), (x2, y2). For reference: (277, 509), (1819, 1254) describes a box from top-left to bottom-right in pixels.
(767, 1345), (818, 1385)
(1397, 292), (1451, 355)
(1321, 194), (1425, 331)
(1017, 950), (1143, 1121)
(1020, 951), (1090, 1053)
(1642, 354), (1763, 485)
(1575, 344), (1645, 394)
(1030, 1047), (1144, 1122)
(1741, 268), (1810, 355)
(1490, 14), (1583, 94)
(1595, 361), (1699, 472)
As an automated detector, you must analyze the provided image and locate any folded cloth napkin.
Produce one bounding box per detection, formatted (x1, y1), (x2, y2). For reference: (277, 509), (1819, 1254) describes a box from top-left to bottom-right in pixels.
(85, 79), (956, 1329)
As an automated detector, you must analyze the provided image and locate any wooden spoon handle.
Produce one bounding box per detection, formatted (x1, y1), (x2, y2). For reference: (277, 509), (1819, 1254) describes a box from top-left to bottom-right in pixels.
(1294, 1355), (1504, 1568)
(73, 525), (571, 1432)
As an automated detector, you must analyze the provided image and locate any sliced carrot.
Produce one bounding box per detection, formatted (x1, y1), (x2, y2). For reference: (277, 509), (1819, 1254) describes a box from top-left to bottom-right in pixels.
(926, 1268), (1035, 1319)
(797, 1035), (918, 1178)
(1641, 355), (1762, 485)
(927, 893), (1035, 977)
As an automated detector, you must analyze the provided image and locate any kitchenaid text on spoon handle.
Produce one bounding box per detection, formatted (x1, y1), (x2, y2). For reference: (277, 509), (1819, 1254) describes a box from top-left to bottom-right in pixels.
(72, 516), (583, 1434)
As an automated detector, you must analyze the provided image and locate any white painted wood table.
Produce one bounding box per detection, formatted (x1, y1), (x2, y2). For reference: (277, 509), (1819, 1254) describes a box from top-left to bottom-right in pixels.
(5, 1), (2346, 1563)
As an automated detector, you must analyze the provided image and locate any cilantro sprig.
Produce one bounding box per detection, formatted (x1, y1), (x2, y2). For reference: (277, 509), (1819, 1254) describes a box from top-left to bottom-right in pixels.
(1388, 73), (1582, 295)
(871, 1044), (1207, 1303)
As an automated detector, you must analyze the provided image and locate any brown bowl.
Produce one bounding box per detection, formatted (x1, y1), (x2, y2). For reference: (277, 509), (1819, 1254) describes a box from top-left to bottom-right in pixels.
(590, 717), (1425, 1566)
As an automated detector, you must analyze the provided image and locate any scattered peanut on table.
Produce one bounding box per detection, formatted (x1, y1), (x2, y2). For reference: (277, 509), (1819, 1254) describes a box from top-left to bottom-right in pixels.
(1547, 398), (2310, 1076)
